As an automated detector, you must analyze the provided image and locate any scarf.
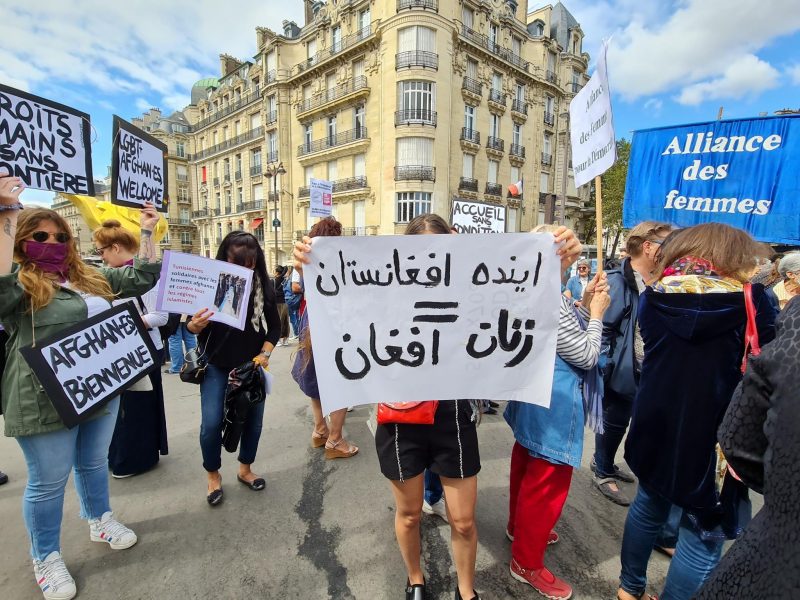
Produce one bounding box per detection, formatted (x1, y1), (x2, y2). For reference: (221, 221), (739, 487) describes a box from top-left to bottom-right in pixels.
(655, 255), (742, 294)
(251, 273), (266, 332)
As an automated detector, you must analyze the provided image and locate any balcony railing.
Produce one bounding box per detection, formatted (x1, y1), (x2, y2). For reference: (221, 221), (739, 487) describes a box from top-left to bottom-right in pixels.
(296, 225), (378, 238)
(460, 127), (480, 145)
(190, 127), (264, 162)
(299, 175), (369, 197)
(192, 90), (261, 131)
(212, 177), (220, 186)
(250, 165), (263, 176)
(511, 99), (528, 114)
(297, 127), (368, 157)
(192, 209), (209, 218)
(223, 174), (231, 183)
(462, 76), (482, 96)
(458, 177), (478, 192)
(176, 173), (188, 182)
(294, 25), (372, 74)
(297, 76), (369, 114)
(266, 69), (276, 84)
(546, 70), (557, 84)
(460, 25), (529, 71)
(224, 204), (232, 214)
(541, 152), (552, 166)
(488, 89), (506, 105)
(265, 110), (277, 125)
(486, 136), (505, 152)
(212, 208), (221, 216)
(397, 0), (437, 11)
(395, 51), (438, 70)
(544, 111), (554, 126)
(394, 109), (437, 126)
(240, 200), (264, 211)
(394, 165), (436, 181)
(510, 144), (526, 158)
(485, 182), (503, 196)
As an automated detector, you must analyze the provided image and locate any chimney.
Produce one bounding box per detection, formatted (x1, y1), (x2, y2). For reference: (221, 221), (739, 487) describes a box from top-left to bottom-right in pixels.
(304, 0), (314, 25)
(282, 20), (300, 38)
(219, 54), (240, 77)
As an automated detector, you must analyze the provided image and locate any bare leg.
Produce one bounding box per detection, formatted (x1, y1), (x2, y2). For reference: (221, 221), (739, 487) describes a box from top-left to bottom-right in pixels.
(389, 474), (425, 585)
(207, 470), (221, 494)
(327, 408), (357, 454)
(238, 463), (262, 484)
(441, 475), (478, 599)
(310, 398), (329, 437)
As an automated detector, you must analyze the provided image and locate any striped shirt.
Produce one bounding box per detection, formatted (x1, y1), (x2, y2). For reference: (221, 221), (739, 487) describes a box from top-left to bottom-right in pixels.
(556, 295), (602, 370)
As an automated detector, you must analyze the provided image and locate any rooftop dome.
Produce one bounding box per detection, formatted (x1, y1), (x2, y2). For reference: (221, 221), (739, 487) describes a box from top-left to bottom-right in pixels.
(193, 77), (219, 90)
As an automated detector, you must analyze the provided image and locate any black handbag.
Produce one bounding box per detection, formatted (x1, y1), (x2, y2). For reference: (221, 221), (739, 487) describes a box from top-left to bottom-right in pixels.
(180, 345), (209, 384)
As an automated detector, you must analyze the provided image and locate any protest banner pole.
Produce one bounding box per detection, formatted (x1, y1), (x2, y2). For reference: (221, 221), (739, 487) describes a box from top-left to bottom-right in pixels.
(594, 175), (604, 274)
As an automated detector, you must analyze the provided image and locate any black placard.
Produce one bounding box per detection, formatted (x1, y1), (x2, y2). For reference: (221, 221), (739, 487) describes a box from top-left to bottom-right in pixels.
(111, 115), (169, 212)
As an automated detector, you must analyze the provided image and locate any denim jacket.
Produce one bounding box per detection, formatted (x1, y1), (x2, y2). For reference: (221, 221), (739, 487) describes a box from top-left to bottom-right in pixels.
(504, 354), (585, 468)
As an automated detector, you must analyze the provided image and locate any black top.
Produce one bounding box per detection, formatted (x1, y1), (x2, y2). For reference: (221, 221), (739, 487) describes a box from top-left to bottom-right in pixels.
(199, 277), (280, 371)
(273, 274), (286, 304)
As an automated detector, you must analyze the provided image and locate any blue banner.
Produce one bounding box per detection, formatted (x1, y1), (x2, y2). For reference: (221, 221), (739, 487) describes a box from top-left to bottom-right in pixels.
(623, 115), (800, 244)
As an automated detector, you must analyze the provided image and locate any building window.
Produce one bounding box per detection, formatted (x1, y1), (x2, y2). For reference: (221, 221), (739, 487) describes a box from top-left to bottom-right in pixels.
(235, 154), (242, 175)
(251, 148), (262, 174)
(462, 6), (474, 29)
(540, 172), (549, 192)
(515, 83), (525, 103)
(507, 208), (518, 233)
(396, 137), (433, 170)
(175, 142), (185, 158)
(304, 124), (312, 150)
(396, 191), (431, 223)
(543, 133), (552, 156)
(359, 7), (371, 32)
(354, 154), (366, 177)
(331, 25), (342, 53)
(179, 208), (190, 224)
(327, 116), (337, 145)
(181, 231), (192, 244)
(490, 114), (500, 138)
(488, 22), (499, 47)
(488, 160), (499, 184)
(464, 104), (475, 130)
(399, 80), (434, 114)
(354, 105), (365, 131)
(492, 72), (502, 94)
(533, 21), (544, 37)
(512, 123), (522, 147)
(327, 159), (338, 181)
(267, 95), (276, 114)
(398, 26), (436, 53)
(267, 131), (278, 160)
(462, 153), (474, 178)
(250, 113), (261, 130)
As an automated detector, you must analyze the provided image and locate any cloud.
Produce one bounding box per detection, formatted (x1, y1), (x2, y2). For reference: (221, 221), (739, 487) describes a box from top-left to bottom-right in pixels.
(789, 64), (800, 85)
(135, 98), (154, 112)
(676, 54), (780, 105)
(565, 0), (800, 102)
(643, 98), (663, 113)
(0, 1), (304, 110)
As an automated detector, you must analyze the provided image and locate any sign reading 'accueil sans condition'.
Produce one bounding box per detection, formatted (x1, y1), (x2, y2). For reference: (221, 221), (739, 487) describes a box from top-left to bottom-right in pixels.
(19, 304), (157, 429)
(111, 116), (169, 212)
(623, 116), (800, 244)
(0, 84), (94, 195)
(451, 199), (507, 233)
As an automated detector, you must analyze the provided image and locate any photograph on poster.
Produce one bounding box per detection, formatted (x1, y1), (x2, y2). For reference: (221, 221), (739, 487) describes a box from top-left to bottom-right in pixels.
(0, 83), (94, 195)
(213, 272), (248, 319)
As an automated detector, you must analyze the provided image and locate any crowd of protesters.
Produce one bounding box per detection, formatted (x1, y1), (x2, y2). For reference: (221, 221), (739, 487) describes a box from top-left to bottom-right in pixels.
(1, 166), (799, 600)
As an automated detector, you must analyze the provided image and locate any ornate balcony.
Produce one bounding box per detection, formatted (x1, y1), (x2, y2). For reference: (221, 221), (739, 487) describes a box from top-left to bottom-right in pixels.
(458, 177), (478, 192)
(486, 136), (505, 153)
(265, 110), (277, 125)
(459, 25), (529, 72)
(192, 209), (209, 218)
(297, 127), (368, 157)
(460, 127), (480, 153)
(510, 144), (526, 159)
(461, 76), (482, 102)
(397, 0), (437, 10)
(541, 152), (552, 166)
(488, 89), (507, 113)
(544, 111), (555, 127)
(298, 175), (369, 198)
(394, 109), (437, 126)
(511, 99), (528, 119)
(485, 182), (503, 197)
(395, 51), (438, 70)
(189, 127), (264, 162)
(296, 76), (369, 116)
(394, 166), (436, 182)
(546, 70), (557, 84)
(250, 164), (263, 176)
(192, 91), (261, 132)
(293, 25), (373, 76)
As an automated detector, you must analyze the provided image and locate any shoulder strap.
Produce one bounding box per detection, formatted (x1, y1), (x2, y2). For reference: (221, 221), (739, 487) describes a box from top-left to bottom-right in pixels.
(741, 282), (761, 374)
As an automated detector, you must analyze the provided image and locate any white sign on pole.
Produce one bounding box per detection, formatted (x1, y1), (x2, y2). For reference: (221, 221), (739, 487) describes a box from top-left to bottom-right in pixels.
(569, 39), (616, 188)
(451, 199), (506, 233)
(309, 178), (333, 218)
(304, 234), (561, 415)
(155, 251), (254, 330)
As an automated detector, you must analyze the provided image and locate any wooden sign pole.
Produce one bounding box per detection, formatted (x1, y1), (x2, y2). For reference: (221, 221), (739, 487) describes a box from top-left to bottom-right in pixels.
(595, 175), (604, 274)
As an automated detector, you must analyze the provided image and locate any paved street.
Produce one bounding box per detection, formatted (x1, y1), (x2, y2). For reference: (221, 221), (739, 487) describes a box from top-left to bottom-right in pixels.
(0, 342), (673, 600)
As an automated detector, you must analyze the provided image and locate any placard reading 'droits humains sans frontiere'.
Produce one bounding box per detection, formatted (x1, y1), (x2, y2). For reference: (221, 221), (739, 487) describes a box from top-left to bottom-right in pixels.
(0, 83), (94, 195)
(19, 303), (157, 429)
(155, 251), (254, 331)
(111, 116), (169, 212)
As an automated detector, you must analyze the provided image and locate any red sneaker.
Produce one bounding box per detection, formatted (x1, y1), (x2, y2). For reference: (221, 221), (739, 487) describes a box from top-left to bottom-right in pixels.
(510, 558), (573, 599)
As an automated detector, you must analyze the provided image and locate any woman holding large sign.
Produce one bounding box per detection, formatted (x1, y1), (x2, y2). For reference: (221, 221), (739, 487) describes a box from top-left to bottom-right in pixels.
(0, 170), (161, 600)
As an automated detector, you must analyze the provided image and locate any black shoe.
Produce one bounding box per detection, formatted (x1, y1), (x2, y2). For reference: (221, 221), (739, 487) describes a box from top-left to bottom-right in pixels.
(482, 407), (498, 415)
(455, 588), (481, 600)
(488, 401), (500, 408)
(207, 487), (224, 506)
(0, 471), (8, 485)
(406, 578), (426, 600)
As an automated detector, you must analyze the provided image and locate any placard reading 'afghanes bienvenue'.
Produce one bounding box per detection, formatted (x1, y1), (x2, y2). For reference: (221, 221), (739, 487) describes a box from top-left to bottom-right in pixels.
(19, 304), (157, 429)
(623, 115), (800, 245)
(304, 234), (561, 416)
(111, 116), (169, 212)
(155, 251), (254, 331)
(451, 199), (507, 233)
(0, 84), (94, 195)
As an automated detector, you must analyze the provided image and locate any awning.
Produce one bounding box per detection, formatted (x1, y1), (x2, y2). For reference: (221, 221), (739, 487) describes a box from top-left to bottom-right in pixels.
(249, 218), (264, 230)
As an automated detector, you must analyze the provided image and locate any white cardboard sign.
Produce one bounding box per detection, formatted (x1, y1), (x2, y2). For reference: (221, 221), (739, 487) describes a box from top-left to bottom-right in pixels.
(304, 234), (561, 415)
(451, 199), (507, 233)
(111, 116), (169, 212)
(155, 251), (254, 330)
(309, 178), (333, 218)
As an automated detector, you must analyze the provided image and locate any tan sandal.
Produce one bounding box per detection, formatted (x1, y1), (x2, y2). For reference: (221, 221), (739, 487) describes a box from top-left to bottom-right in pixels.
(311, 430), (329, 448)
(324, 438), (359, 460)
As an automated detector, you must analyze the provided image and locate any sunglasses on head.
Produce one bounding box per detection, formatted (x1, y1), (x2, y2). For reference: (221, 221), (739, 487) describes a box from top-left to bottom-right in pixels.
(31, 231), (70, 243)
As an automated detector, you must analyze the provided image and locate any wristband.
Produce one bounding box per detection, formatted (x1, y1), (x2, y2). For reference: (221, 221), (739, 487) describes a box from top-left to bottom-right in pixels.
(0, 202), (23, 212)
(261, 350), (272, 359)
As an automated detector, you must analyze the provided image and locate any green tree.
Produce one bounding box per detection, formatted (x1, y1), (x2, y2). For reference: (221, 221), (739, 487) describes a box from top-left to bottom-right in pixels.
(600, 138), (631, 257)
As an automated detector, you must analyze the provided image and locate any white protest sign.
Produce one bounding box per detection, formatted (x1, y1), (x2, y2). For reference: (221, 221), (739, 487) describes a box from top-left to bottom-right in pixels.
(309, 178), (333, 218)
(19, 304), (157, 428)
(111, 116), (169, 212)
(304, 234), (561, 415)
(0, 84), (94, 195)
(155, 251), (254, 330)
(569, 39), (616, 188)
(451, 199), (507, 233)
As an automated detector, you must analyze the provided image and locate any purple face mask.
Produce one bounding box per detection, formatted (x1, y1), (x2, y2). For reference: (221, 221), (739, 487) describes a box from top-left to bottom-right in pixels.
(24, 241), (70, 278)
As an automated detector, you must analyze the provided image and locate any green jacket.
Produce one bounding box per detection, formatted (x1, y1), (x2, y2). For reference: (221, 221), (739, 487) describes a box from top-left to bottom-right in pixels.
(0, 259), (162, 437)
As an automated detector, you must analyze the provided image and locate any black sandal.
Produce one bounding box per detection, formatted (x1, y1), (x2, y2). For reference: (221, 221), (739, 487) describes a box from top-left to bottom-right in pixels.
(237, 475), (266, 491)
(207, 487), (224, 506)
(406, 578), (425, 600)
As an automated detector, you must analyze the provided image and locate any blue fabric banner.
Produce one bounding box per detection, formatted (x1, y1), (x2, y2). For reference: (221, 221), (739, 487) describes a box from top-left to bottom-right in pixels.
(623, 116), (800, 244)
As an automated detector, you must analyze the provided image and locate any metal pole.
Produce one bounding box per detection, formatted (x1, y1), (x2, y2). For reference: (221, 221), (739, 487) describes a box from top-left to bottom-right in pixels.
(272, 175), (279, 270)
(560, 115), (570, 226)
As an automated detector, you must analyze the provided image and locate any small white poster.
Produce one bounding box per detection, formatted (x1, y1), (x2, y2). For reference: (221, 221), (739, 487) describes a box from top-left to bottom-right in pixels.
(111, 116), (169, 212)
(304, 234), (562, 415)
(451, 199), (506, 233)
(155, 251), (254, 330)
(569, 39), (617, 188)
(309, 178), (333, 218)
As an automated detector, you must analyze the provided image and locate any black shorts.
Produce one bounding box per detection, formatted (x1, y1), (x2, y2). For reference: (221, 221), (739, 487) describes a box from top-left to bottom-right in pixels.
(375, 400), (481, 481)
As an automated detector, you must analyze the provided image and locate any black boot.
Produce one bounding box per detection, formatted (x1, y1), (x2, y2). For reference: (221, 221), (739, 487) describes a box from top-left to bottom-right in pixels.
(455, 588), (481, 600)
(406, 578), (426, 600)
(0, 471), (7, 485)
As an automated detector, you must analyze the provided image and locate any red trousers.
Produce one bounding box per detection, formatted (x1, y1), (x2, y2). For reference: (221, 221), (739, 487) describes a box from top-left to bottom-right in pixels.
(507, 441), (573, 569)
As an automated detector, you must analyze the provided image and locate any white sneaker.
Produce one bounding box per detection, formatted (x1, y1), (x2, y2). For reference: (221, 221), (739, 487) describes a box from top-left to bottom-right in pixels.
(422, 498), (449, 523)
(33, 551), (76, 600)
(89, 511), (138, 550)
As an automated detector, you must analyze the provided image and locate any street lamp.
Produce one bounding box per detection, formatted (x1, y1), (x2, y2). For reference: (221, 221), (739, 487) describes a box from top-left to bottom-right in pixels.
(558, 111), (571, 227)
(264, 161), (286, 269)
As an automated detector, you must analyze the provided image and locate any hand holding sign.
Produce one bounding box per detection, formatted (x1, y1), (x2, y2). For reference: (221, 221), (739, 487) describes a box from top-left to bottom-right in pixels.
(139, 201), (159, 230)
(551, 226), (583, 270)
(0, 168), (24, 205)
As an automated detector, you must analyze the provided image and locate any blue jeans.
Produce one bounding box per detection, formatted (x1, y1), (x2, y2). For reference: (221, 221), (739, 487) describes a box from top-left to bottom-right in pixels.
(424, 470), (443, 505)
(199, 364), (265, 472)
(288, 307), (300, 337)
(16, 396), (120, 560)
(656, 504), (683, 549)
(167, 323), (197, 373)
(620, 485), (724, 600)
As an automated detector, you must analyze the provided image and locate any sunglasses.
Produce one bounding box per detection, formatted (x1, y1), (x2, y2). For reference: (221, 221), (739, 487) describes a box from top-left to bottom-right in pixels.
(31, 231), (70, 243)
(92, 245), (112, 256)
